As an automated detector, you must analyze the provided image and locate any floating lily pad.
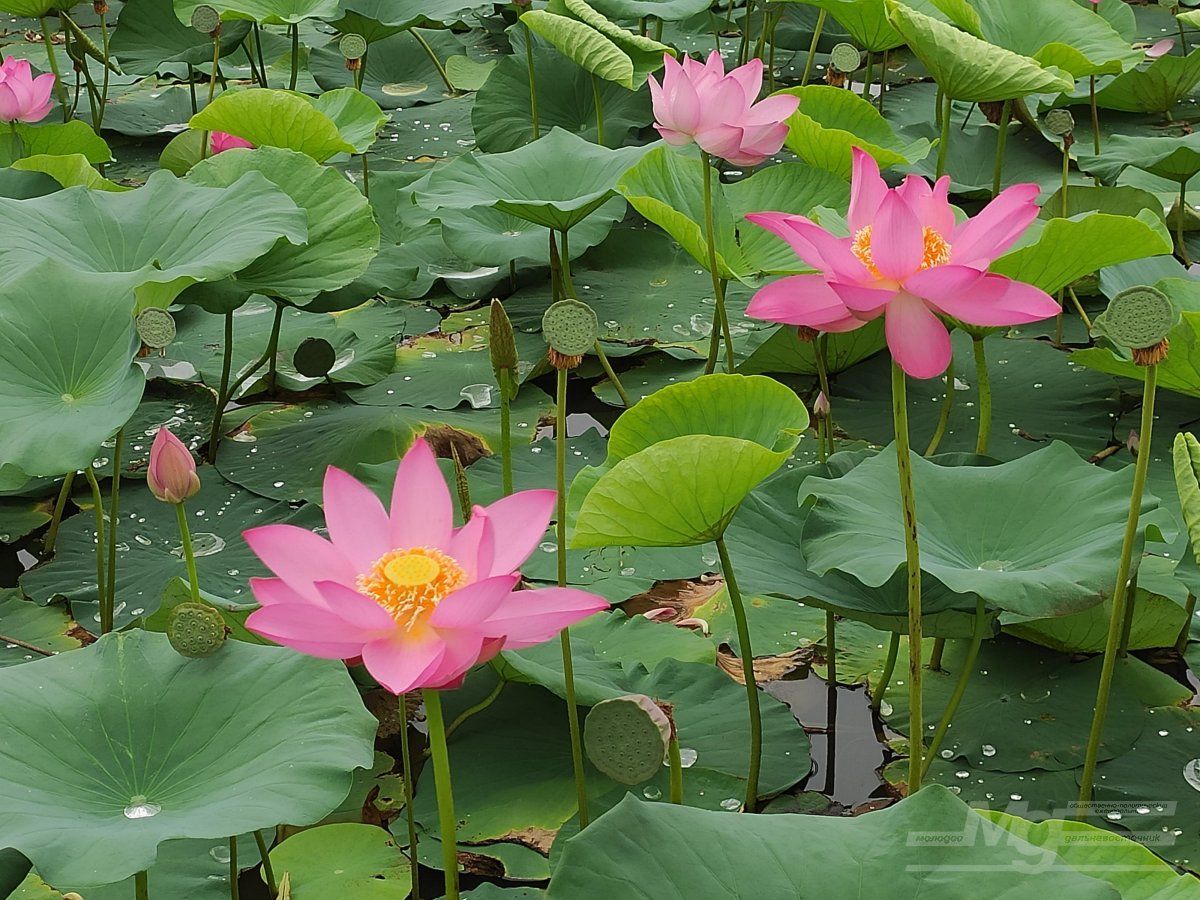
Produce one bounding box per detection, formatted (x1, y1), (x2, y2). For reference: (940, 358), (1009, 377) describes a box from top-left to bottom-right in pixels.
(330, 0), (475, 42)
(0, 591), (81, 667)
(268, 824), (409, 897)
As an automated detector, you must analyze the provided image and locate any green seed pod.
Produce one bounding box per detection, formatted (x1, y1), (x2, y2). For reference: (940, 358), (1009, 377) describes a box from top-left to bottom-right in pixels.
(1043, 109), (1075, 137)
(1174, 432), (1200, 564)
(166, 602), (227, 659)
(1094, 285), (1176, 351)
(190, 4), (221, 35)
(136, 308), (176, 350)
(293, 337), (337, 378)
(584, 694), (671, 785)
(542, 299), (598, 358)
(829, 43), (862, 74)
(339, 33), (368, 61)
(489, 299), (520, 401)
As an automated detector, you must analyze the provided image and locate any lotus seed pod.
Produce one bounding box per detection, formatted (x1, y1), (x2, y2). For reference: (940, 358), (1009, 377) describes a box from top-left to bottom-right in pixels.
(1174, 432), (1200, 564)
(1094, 285), (1176, 355)
(293, 336), (337, 378)
(829, 43), (861, 74)
(542, 299), (598, 359)
(489, 299), (520, 399)
(1043, 109), (1074, 137)
(339, 33), (367, 61)
(583, 694), (672, 785)
(136, 307), (176, 350)
(190, 4), (221, 35)
(166, 602), (227, 658)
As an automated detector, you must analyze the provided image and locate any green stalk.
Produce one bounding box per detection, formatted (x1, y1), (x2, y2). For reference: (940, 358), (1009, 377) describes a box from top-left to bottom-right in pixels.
(229, 836), (239, 900)
(38, 17), (70, 122)
(499, 378), (513, 495)
(208, 312), (234, 463)
(817, 419), (828, 464)
(399, 694), (421, 900)
(924, 355), (955, 457)
(928, 636), (945, 672)
(444, 676), (505, 741)
(991, 100), (1012, 198)
(1077, 363), (1159, 816)
(97, 9), (111, 132)
(667, 735), (684, 804)
(1055, 138), (1071, 344)
(973, 337), (992, 456)
(523, 23), (540, 139)
(1068, 287), (1093, 330)
(253, 24), (269, 90)
(715, 536), (762, 810)
(921, 597), (986, 778)
(1089, 76), (1101, 157)
(891, 361), (924, 792)
(356, 48), (368, 90)
(825, 610), (837, 685)
(1118, 575), (1138, 657)
(878, 49), (888, 113)
(590, 73), (604, 145)
(288, 24), (299, 91)
(594, 342), (631, 407)
(264, 300), (285, 395)
(43, 471), (76, 555)
(935, 91), (952, 178)
(871, 633), (900, 712)
(422, 689), (460, 900)
(84, 466), (108, 633)
(861, 50), (873, 100)
(188, 63), (199, 113)
(199, 32), (221, 160)
(412, 29), (455, 96)
(814, 333), (835, 457)
(556, 366), (590, 827)
(175, 502), (202, 603)
(1176, 594), (1196, 654)
(1178, 179), (1192, 266)
(254, 832), (277, 899)
(361, 152), (370, 199)
(104, 429), (123, 621)
(700, 150), (735, 374)
(136, 871), (149, 900)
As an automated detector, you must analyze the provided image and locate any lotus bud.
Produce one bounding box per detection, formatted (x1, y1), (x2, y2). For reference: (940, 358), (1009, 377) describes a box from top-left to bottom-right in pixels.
(489, 298), (520, 400)
(166, 602), (227, 658)
(1173, 432), (1200, 562)
(148, 427), (200, 505)
(1126, 429), (1140, 457)
(813, 391), (830, 419)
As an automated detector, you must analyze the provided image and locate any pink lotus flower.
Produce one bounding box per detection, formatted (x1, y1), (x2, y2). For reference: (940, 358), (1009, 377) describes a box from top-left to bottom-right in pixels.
(649, 52), (799, 167)
(244, 439), (608, 694)
(745, 148), (1059, 378)
(0, 56), (54, 124)
(210, 131), (253, 154)
(148, 427), (201, 504)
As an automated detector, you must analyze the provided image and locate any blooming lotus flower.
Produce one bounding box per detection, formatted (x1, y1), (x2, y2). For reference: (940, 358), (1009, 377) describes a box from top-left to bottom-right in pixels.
(0, 56), (54, 124)
(745, 148), (1060, 378)
(210, 131), (253, 154)
(649, 52), (799, 167)
(148, 427), (201, 504)
(244, 439), (608, 694)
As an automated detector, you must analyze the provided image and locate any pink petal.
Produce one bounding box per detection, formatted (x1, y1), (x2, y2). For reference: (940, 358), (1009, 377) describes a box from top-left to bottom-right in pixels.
(897, 174), (956, 235)
(447, 510), (496, 582)
(243, 524), (359, 593)
(744, 92), (798, 125)
(848, 148), (888, 233)
(950, 183), (1040, 268)
(420, 630), (491, 691)
(1147, 39), (1174, 59)
(474, 489), (556, 576)
(482, 586), (609, 649)
(361, 633), (447, 695)
(245, 604), (375, 659)
(323, 466), (391, 572)
(870, 192), (925, 281)
(884, 293), (953, 379)
(910, 269), (1060, 327)
(828, 280), (896, 318)
(390, 438), (453, 550)
(0, 85), (21, 123)
(311, 580), (400, 632)
(429, 574), (520, 629)
(726, 57), (763, 102)
(696, 122), (746, 162)
(744, 212), (868, 283)
(729, 121), (790, 164)
(746, 275), (862, 329)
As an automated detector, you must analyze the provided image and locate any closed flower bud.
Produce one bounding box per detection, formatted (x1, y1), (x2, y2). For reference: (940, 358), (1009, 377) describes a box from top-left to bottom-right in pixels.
(148, 427), (200, 504)
(814, 391), (831, 418)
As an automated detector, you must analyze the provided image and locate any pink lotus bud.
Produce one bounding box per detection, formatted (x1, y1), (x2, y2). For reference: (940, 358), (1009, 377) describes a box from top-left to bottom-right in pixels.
(813, 391), (830, 418)
(210, 131), (254, 155)
(0, 56), (55, 124)
(1127, 429), (1140, 457)
(148, 427), (200, 504)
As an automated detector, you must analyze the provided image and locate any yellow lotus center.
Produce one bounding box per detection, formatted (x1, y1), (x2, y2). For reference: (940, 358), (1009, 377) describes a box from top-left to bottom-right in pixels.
(358, 547), (467, 629)
(851, 225), (951, 280)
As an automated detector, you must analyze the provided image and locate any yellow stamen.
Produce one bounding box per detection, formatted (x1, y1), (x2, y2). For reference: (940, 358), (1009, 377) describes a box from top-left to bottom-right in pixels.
(851, 224), (951, 280)
(358, 547), (467, 630)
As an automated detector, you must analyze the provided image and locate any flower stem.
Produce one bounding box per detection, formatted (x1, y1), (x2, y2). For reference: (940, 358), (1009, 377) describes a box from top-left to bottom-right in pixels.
(924, 355), (955, 457)
(253, 24), (269, 90)
(1077, 363), (1159, 817)
(1089, 76), (1101, 156)
(1177, 594), (1196, 654)
(522, 23), (540, 139)
(265, 300), (284, 395)
(700, 150), (735, 374)
(667, 735), (684, 804)
(878, 49), (888, 113)
(105, 429), (123, 620)
(872, 632), (901, 711)
(991, 100), (1012, 198)
(891, 361), (924, 792)
(175, 502), (202, 603)
(499, 381), (513, 496)
(814, 333), (835, 457)
(928, 637), (945, 671)
(422, 689), (460, 900)
(84, 466), (108, 634)
(398, 694), (421, 900)
(590, 73), (604, 145)
(1178, 179), (1192, 266)
(254, 831), (277, 899)
(228, 836), (239, 900)
(288, 24), (299, 91)
(800, 9), (826, 86)
(199, 32), (222, 160)
(715, 535), (762, 810)
(825, 609), (837, 685)
(921, 597), (986, 778)
(361, 152), (370, 199)
(135, 871), (149, 900)
(443, 674), (505, 742)
(594, 342), (631, 407)
(43, 470), (76, 555)
(412, 29), (455, 96)
(38, 17), (70, 122)
(860, 50), (873, 100)
(208, 312), (235, 462)
(935, 91), (952, 178)
(972, 337), (992, 456)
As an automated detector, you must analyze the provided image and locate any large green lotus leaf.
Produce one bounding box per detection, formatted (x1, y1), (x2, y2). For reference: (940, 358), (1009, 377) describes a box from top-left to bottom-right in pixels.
(472, 48), (652, 152)
(1092, 47), (1200, 114)
(20, 471), (323, 629)
(0, 494), (52, 544)
(800, 442), (1159, 617)
(173, 0), (340, 25)
(969, 0), (1142, 78)
(11, 121), (110, 165)
(268, 824), (408, 897)
(113, 0), (252, 75)
(0, 0), (56, 14)
(0, 630), (376, 886)
(417, 128), (650, 232)
(10, 154), (127, 193)
(738, 320), (886, 376)
(0, 592), (81, 667)
(1072, 308), (1200, 399)
(546, 785), (1122, 898)
(782, 0), (903, 52)
(885, 1), (1075, 101)
(779, 84), (931, 179)
(330, 0), (474, 41)
(990, 211), (1173, 296)
(0, 168), (307, 309)
(0, 264), (144, 478)
(587, 0), (709, 21)
(190, 88), (386, 160)
(1078, 132), (1200, 185)
(188, 146), (380, 304)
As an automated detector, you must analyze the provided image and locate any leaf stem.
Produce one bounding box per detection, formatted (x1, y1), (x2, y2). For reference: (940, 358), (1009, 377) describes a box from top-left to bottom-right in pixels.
(229, 835), (239, 900)
(523, 23), (540, 139)
(590, 73), (604, 145)
(422, 689), (460, 900)
(1176, 594), (1196, 654)
(872, 632), (900, 711)
(668, 735), (684, 804)
(499, 377), (513, 496)
(972, 337), (991, 456)
(924, 354), (954, 457)
(412, 29), (455, 96)
(199, 32), (222, 160)
(83, 466), (108, 634)
(991, 100), (1012, 198)
(715, 535), (762, 810)
(254, 831), (277, 898)
(136, 870), (149, 900)
(175, 502), (202, 603)
(921, 597), (986, 778)
(43, 470), (76, 555)
(288, 24), (298, 91)
(825, 609), (837, 685)
(800, 9), (826, 86)
(1178, 178), (1192, 266)
(38, 17), (70, 122)
(444, 675), (505, 741)
(104, 429), (123, 624)
(935, 91), (951, 178)
(208, 312), (235, 463)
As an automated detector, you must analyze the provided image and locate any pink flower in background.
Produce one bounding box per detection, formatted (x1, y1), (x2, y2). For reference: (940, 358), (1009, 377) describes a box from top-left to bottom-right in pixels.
(210, 131), (254, 154)
(649, 52), (799, 166)
(0, 56), (54, 124)
(147, 427), (200, 504)
(1146, 39), (1175, 59)
(745, 148), (1059, 378)
(244, 439), (608, 694)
